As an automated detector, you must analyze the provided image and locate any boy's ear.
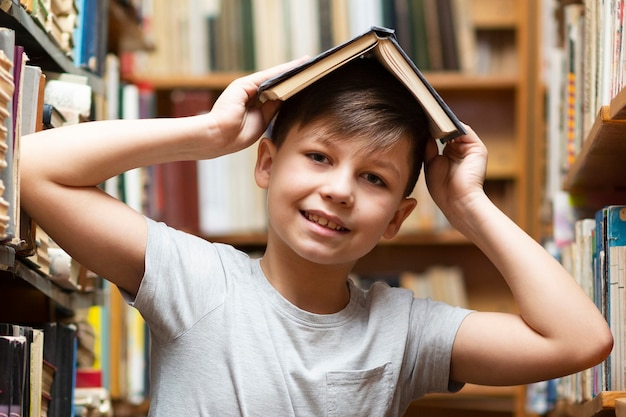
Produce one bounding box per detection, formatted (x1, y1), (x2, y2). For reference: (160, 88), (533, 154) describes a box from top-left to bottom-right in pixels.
(382, 197), (417, 239)
(254, 137), (276, 189)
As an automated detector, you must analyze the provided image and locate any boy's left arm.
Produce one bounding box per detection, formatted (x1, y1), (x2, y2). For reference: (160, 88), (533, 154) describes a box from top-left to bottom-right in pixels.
(424, 127), (613, 386)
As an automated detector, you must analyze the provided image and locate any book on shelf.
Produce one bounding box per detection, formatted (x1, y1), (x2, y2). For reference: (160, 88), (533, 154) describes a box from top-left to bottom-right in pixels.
(42, 322), (78, 417)
(17, 64), (44, 257)
(257, 26), (466, 143)
(0, 28), (16, 245)
(73, 0), (109, 75)
(0, 334), (27, 417)
(0, 323), (48, 417)
(597, 206), (626, 394)
(557, 206), (626, 403)
(43, 72), (92, 125)
(42, 103), (66, 129)
(0, 45), (12, 244)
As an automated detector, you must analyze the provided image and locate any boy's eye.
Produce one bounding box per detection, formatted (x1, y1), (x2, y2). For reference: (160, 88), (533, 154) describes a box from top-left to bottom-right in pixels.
(363, 173), (386, 187)
(306, 152), (329, 164)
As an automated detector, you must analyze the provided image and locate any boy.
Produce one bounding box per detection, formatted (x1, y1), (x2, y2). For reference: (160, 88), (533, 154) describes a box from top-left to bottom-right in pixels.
(21, 57), (612, 416)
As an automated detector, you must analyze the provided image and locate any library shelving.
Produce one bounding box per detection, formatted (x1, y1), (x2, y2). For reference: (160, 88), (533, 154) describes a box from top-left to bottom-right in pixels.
(546, 0), (626, 415)
(125, 1), (544, 416)
(0, 1), (151, 415)
(548, 91), (626, 417)
(550, 392), (626, 417)
(0, 3), (106, 320)
(0, 2), (105, 94)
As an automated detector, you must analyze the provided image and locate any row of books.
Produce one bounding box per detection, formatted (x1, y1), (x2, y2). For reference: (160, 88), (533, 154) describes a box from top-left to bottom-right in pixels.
(0, 322), (76, 417)
(354, 264), (468, 308)
(0, 27), (98, 289)
(128, 0), (513, 77)
(0, 49), (12, 241)
(557, 206), (626, 403)
(548, 0), (626, 176)
(10, 0), (110, 75)
(0, 27), (37, 249)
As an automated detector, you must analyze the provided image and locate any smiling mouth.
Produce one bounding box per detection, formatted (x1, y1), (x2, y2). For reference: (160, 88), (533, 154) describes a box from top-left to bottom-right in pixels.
(302, 211), (349, 232)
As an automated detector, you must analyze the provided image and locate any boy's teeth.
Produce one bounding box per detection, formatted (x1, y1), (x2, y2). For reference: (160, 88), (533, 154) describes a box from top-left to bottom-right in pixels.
(306, 213), (343, 231)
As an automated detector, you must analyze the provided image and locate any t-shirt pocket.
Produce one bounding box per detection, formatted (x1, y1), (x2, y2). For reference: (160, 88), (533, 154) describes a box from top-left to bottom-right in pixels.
(326, 362), (394, 417)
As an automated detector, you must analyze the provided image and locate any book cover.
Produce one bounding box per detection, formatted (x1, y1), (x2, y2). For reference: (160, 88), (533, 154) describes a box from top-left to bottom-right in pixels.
(9, 44), (27, 248)
(42, 103), (67, 129)
(594, 206), (608, 394)
(0, 334), (27, 417)
(604, 205), (626, 391)
(17, 64), (43, 257)
(0, 28), (14, 243)
(0, 335), (14, 416)
(257, 26), (465, 143)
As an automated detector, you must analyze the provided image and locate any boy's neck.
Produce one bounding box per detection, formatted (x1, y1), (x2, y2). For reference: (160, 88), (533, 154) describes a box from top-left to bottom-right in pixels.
(259, 247), (354, 314)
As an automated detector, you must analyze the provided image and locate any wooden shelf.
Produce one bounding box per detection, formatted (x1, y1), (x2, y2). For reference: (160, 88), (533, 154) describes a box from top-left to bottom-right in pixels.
(0, 4), (105, 94)
(554, 392), (626, 417)
(616, 398), (626, 417)
(125, 72), (248, 90)
(407, 385), (524, 416)
(426, 73), (519, 90)
(126, 71), (518, 92)
(0, 245), (96, 312)
(564, 106), (626, 193)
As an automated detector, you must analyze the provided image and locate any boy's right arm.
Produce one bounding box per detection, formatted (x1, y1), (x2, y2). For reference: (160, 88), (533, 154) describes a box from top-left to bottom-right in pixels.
(20, 60), (304, 296)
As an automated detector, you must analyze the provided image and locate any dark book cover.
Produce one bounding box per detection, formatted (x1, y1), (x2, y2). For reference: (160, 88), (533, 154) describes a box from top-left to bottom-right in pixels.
(258, 26), (465, 143)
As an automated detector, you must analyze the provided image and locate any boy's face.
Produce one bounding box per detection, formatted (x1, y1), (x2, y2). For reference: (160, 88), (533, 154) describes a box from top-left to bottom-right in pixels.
(255, 122), (417, 266)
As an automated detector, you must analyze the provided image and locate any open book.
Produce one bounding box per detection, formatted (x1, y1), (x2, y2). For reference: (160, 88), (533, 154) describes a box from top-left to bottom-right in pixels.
(258, 26), (465, 143)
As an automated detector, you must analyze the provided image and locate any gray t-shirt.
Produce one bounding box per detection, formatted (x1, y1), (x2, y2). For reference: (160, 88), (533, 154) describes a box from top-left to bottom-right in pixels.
(133, 218), (472, 416)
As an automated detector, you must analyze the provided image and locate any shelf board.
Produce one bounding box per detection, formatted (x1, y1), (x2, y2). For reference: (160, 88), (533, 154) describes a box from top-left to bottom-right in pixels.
(0, 245), (95, 311)
(126, 72), (248, 90)
(0, 5), (105, 94)
(564, 106), (626, 192)
(425, 72), (519, 90)
(409, 384), (522, 414)
(556, 391), (626, 417)
(126, 71), (518, 92)
(616, 398), (626, 417)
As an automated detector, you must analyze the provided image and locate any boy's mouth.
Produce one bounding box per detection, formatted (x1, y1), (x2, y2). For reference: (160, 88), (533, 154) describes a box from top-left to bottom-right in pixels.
(302, 211), (349, 232)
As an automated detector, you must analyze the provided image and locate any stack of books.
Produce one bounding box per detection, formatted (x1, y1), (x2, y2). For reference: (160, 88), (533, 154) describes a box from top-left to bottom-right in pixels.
(0, 49), (13, 240)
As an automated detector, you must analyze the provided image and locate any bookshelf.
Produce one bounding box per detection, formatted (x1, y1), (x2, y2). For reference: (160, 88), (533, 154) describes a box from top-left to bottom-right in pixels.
(546, 0), (626, 415)
(551, 392), (626, 417)
(0, 1), (151, 416)
(548, 95), (626, 417)
(122, 1), (544, 416)
(0, 3), (105, 94)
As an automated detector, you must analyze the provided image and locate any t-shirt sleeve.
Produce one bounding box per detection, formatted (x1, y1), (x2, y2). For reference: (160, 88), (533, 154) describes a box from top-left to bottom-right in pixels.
(406, 298), (473, 397)
(132, 217), (229, 343)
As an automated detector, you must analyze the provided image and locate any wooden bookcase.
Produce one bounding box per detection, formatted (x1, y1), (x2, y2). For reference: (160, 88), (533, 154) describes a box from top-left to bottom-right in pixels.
(123, 1), (544, 416)
(0, 6), (105, 323)
(544, 0), (626, 416)
(545, 92), (626, 417)
(0, 1), (151, 414)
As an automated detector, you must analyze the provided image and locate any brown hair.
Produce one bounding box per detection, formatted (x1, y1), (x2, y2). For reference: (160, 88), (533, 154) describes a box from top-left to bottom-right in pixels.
(270, 56), (431, 197)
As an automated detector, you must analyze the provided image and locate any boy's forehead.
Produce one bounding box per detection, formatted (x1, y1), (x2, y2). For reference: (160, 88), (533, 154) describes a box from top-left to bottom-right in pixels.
(285, 121), (414, 165)
(286, 120), (403, 151)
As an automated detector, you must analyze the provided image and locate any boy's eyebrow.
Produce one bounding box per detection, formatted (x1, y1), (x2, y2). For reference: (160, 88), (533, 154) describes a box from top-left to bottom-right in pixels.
(307, 130), (406, 179)
(368, 156), (402, 178)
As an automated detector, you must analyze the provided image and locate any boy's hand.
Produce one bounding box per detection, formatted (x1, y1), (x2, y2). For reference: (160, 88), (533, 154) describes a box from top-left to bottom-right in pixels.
(423, 125), (488, 221)
(207, 58), (308, 157)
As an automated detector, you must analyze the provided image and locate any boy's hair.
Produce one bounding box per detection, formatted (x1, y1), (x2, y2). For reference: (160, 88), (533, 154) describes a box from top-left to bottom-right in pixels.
(270, 56), (431, 197)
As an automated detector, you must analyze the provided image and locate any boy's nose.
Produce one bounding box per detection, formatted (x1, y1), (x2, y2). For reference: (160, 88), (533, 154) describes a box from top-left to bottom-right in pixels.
(321, 170), (355, 206)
